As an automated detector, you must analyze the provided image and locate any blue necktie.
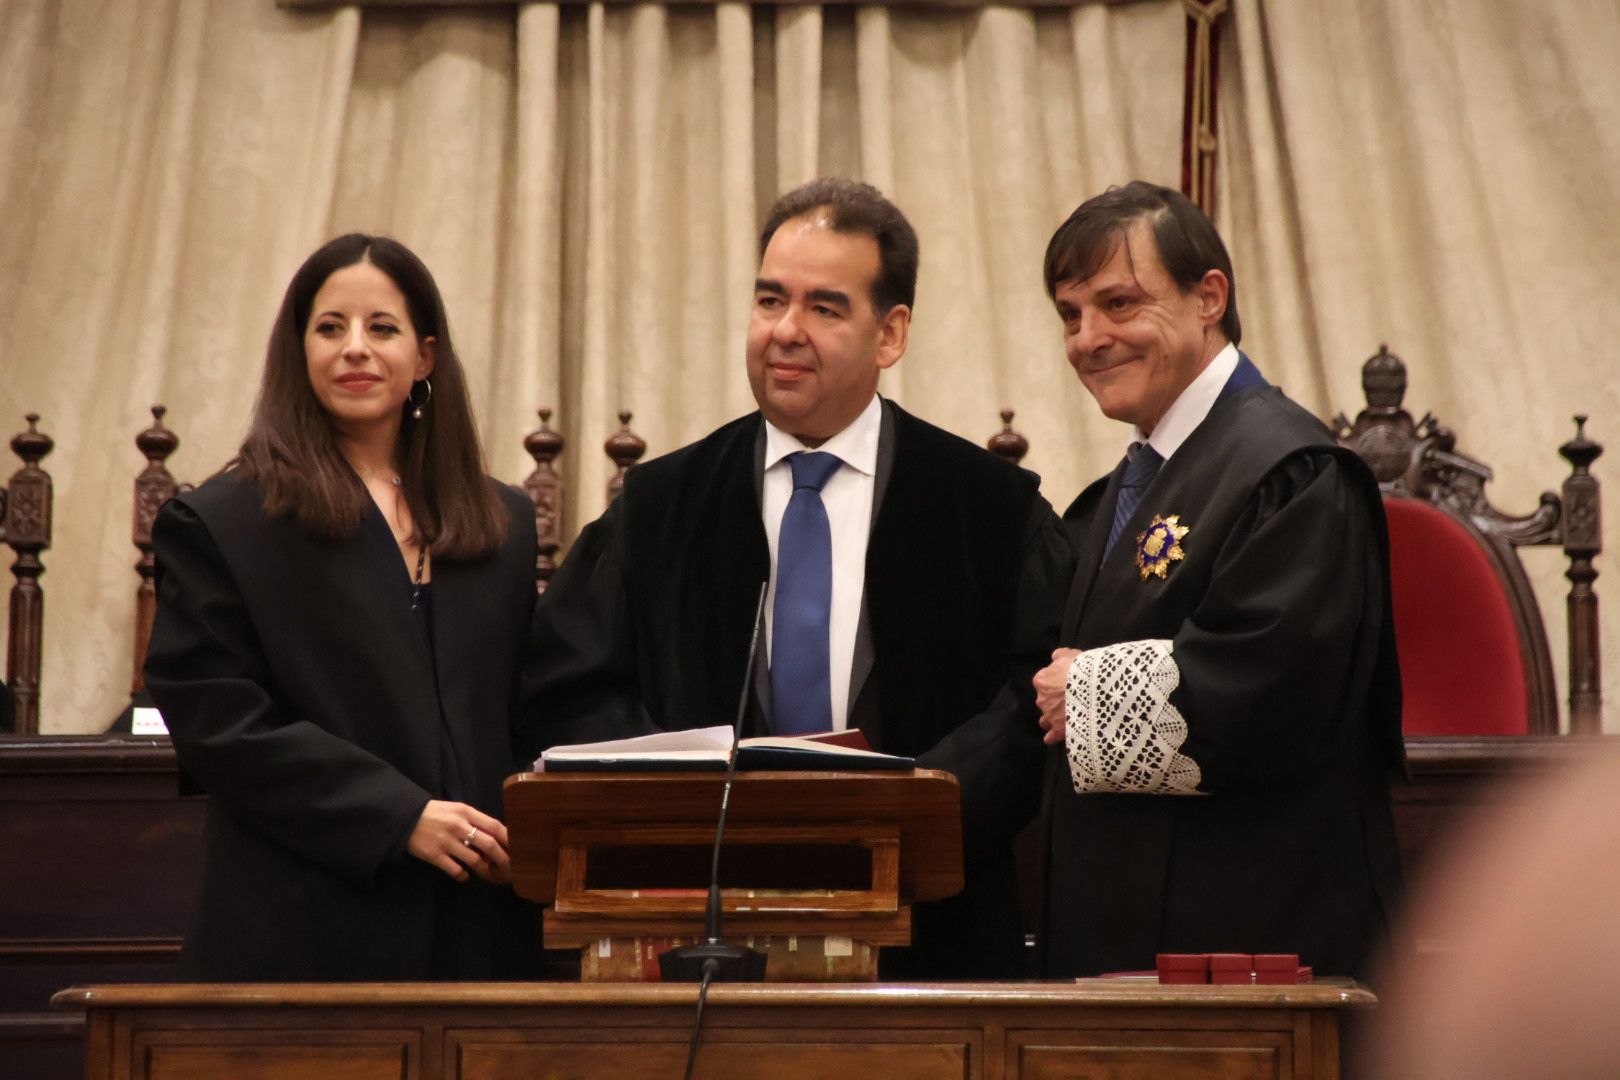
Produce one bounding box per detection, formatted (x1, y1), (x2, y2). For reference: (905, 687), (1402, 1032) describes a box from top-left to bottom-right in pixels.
(1104, 441), (1164, 556)
(771, 451), (842, 734)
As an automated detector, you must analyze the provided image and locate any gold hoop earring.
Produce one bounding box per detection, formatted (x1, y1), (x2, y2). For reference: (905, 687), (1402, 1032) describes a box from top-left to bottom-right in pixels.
(409, 378), (433, 420)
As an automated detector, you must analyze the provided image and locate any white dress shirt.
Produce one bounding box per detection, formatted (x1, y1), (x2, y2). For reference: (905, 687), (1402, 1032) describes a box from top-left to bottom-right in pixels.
(1139, 342), (1240, 461)
(761, 394), (882, 730)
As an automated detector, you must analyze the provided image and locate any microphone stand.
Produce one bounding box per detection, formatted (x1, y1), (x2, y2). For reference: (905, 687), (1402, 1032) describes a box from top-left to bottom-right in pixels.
(659, 583), (769, 984)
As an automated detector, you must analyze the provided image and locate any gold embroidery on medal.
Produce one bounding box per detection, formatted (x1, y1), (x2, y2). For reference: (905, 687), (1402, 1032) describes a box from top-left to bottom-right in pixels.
(1134, 514), (1190, 581)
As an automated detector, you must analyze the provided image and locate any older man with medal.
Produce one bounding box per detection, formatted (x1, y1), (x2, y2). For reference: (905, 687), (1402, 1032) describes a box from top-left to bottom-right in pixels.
(1031, 182), (1405, 981)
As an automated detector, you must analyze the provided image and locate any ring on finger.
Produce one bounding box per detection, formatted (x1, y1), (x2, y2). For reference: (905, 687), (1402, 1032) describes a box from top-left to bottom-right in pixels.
(463, 826), (479, 849)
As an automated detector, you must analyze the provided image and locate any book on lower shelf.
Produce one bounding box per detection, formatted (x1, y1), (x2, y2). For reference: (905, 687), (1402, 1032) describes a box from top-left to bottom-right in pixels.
(536, 725), (915, 772)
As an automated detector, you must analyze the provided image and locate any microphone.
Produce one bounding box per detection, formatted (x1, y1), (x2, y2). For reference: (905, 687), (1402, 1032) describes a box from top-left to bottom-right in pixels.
(659, 583), (769, 983)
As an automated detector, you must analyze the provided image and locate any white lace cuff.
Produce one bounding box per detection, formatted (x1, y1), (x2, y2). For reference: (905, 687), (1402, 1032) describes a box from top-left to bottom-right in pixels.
(1065, 639), (1203, 795)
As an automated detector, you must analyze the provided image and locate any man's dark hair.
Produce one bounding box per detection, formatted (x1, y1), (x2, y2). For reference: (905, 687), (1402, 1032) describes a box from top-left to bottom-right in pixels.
(759, 178), (919, 315)
(1043, 180), (1241, 345)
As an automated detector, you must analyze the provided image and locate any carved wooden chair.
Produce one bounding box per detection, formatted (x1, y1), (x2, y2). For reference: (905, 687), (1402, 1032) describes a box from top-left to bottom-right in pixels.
(1333, 346), (1603, 735)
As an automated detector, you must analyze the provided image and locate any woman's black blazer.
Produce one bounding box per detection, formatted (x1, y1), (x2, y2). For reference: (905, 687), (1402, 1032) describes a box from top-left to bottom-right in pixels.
(144, 470), (540, 980)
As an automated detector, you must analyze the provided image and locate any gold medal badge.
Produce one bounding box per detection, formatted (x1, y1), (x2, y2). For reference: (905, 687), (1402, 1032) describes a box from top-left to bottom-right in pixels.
(1134, 514), (1190, 580)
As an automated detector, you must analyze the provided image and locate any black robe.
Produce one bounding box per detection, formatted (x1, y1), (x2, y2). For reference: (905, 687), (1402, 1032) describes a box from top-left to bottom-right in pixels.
(144, 471), (541, 980)
(522, 400), (1075, 977)
(1042, 371), (1404, 979)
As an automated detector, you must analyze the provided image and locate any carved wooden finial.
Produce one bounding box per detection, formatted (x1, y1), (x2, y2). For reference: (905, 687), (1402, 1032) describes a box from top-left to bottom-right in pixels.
(1558, 413), (1604, 733)
(1558, 414), (1603, 556)
(1335, 345), (1422, 484)
(523, 407), (567, 593)
(1561, 415), (1600, 471)
(987, 408), (1029, 466)
(12, 413), (54, 466)
(525, 407), (565, 465)
(5, 415), (53, 544)
(1361, 344), (1408, 412)
(605, 411), (647, 503)
(135, 405), (179, 466)
(131, 406), (182, 693)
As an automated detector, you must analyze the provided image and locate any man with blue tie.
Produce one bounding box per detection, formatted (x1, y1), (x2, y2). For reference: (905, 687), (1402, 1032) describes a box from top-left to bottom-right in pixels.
(525, 178), (1074, 978)
(1031, 181), (1405, 980)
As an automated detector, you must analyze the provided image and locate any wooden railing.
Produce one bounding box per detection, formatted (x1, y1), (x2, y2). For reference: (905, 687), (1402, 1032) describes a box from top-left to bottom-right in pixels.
(2, 376), (1601, 735)
(0, 404), (1039, 732)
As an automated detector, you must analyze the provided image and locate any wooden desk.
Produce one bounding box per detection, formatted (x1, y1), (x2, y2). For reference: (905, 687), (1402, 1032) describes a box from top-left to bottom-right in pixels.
(8, 734), (1599, 1078)
(54, 979), (1373, 1080)
(0, 736), (201, 1078)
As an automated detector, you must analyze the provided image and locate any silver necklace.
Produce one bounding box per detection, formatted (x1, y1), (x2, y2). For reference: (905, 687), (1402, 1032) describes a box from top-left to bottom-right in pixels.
(411, 544), (427, 611)
(389, 476), (427, 611)
(382, 479), (427, 612)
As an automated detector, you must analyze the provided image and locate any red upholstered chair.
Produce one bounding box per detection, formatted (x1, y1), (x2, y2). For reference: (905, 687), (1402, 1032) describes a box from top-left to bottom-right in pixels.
(1333, 346), (1603, 736)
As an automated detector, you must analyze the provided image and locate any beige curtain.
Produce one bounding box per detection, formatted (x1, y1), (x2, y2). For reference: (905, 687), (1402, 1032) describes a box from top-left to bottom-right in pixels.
(1218, 0), (1620, 728)
(1, 0), (1613, 733)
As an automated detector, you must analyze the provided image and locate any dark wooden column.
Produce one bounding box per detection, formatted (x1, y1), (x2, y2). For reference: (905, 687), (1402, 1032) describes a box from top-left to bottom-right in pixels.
(131, 407), (181, 693)
(3, 415), (54, 735)
(1559, 416), (1603, 734)
(1180, 0), (1230, 216)
(523, 408), (566, 593)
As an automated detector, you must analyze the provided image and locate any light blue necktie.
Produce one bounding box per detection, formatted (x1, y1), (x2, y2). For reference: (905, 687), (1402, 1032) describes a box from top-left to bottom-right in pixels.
(771, 451), (842, 734)
(1104, 441), (1164, 557)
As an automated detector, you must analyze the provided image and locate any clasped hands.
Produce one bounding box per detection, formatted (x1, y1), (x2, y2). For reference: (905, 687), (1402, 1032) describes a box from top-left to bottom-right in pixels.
(1034, 647), (1081, 746)
(407, 799), (512, 884)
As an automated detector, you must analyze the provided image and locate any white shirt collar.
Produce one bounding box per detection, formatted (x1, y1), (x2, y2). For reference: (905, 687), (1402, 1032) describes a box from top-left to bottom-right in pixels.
(1137, 341), (1240, 461)
(764, 393), (882, 476)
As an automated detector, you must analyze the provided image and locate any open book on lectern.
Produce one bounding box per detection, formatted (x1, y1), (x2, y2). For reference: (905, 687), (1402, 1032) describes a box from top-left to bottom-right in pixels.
(535, 725), (915, 772)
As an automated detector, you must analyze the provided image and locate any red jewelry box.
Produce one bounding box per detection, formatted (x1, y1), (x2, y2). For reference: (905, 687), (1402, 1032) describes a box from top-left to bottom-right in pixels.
(1208, 952), (1254, 985)
(1254, 953), (1309, 984)
(1154, 953), (1210, 984)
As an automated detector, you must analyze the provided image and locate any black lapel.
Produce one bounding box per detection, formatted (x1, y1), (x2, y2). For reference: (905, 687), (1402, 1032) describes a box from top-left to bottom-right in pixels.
(750, 423), (775, 728)
(1060, 464), (1126, 642)
(846, 399), (893, 724)
(423, 554), (480, 784)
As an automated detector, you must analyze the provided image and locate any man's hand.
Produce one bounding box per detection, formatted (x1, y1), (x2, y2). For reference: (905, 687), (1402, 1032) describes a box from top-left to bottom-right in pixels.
(407, 800), (512, 884)
(1034, 647), (1082, 746)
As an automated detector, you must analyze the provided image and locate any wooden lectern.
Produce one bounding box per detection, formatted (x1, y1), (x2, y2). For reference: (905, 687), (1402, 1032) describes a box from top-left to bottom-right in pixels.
(503, 769), (963, 981)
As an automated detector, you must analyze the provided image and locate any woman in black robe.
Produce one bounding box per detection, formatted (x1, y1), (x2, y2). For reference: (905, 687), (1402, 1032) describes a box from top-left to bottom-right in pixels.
(144, 234), (539, 980)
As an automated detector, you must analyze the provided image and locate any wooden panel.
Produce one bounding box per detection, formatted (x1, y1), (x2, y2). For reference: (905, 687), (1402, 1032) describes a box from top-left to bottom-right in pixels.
(1019, 1044), (1280, 1080)
(455, 1033), (970, 1080)
(504, 770), (964, 904)
(62, 981), (1366, 1080)
(0, 740), (203, 942)
(142, 1046), (408, 1080)
(0, 1013), (86, 1080)
(0, 737), (203, 1080)
(1015, 1031), (1288, 1080)
(135, 1032), (416, 1080)
(1392, 735), (1583, 961)
(543, 908), (913, 946)
(1308, 1011), (1339, 1080)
